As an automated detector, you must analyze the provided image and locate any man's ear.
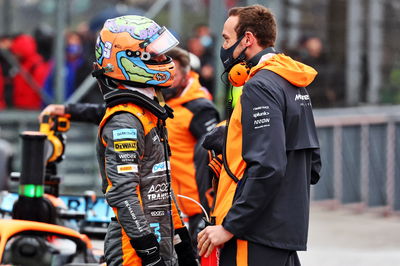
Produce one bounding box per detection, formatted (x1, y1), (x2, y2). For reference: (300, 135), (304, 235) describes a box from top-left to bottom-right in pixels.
(244, 31), (255, 47)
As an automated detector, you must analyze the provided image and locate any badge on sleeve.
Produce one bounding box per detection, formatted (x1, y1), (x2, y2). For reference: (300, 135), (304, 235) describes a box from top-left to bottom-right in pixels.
(114, 140), (137, 151)
(113, 128), (137, 140)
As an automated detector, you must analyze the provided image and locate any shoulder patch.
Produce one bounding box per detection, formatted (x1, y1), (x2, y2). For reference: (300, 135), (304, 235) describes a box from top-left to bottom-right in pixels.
(113, 128), (137, 140)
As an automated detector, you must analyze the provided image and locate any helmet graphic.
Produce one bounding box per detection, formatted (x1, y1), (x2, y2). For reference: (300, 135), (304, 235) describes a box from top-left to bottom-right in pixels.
(94, 15), (179, 88)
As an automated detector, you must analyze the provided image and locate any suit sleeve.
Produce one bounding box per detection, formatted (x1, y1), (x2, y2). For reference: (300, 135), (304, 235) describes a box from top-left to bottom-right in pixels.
(222, 79), (287, 237)
(66, 103), (106, 124)
(101, 112), (152, 239)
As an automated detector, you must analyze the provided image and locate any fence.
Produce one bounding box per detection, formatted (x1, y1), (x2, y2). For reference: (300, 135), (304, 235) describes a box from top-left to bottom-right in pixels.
(313, 105), (400, 214)
(2, 106), (400, 213)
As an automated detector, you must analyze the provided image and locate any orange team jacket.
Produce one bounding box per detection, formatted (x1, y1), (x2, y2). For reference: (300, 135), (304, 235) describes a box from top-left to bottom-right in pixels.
(166, 71), (219, 216)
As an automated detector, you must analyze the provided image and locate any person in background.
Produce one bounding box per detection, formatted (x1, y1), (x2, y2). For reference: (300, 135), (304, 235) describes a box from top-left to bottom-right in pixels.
(197, 5), (321, 266)
(0, 34), (14, 109)
(10, 34), (51, 109)
(186, 29), (216, 98)
(296, 35), (336, 107)
(34, 23), (54, 63)
(162, 47), (219, 245)
(44, 31), (92, 103)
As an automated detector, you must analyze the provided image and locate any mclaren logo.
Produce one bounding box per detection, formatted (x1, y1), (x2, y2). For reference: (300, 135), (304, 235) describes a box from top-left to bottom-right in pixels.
(295, 94), (310, 101)
(114, 140), (137, 151)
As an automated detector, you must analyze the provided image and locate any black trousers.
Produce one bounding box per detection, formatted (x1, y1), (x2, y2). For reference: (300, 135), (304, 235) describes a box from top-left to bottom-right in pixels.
(219, 238), (301, 266)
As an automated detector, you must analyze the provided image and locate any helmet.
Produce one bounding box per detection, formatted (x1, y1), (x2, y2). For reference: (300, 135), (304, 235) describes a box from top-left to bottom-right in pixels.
(94, 15), (179, 88)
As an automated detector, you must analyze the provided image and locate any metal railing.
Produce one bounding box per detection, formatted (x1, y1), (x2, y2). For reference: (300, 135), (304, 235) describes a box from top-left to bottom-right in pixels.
(313, 105), (400, 214)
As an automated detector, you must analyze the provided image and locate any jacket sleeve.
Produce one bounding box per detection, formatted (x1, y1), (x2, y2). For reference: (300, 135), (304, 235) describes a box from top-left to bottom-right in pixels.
(311, 148), (321, 185)
(222, 79), (287, 237)
(187, 99), (220, 140)
(66, 103), (106, 125)
(101, 112), (152, 239)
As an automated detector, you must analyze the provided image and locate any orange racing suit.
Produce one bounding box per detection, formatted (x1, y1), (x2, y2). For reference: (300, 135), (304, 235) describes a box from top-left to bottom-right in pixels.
(97, 102), (184, 266)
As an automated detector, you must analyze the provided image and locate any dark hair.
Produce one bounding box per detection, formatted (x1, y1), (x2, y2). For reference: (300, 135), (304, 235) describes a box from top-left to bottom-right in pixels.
(166, 47), (191, 73)
(228, 4), (277, 48)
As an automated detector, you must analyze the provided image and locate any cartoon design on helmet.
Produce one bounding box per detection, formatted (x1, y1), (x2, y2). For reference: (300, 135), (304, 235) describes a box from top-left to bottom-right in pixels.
(94, 15), (179, 87)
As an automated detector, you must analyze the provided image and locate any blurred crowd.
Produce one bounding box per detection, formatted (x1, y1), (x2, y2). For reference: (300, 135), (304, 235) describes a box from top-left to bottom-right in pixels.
(0, 21), (337, 110)
(0, 25), (100, 110)
(0, 21), (221, 111)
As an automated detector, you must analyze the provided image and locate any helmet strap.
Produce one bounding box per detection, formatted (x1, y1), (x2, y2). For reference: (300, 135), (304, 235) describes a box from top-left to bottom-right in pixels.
(155, 89), (174, 119)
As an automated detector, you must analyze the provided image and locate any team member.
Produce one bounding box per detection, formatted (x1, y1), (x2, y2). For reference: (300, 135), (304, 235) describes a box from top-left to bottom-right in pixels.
(162, 47), (219, 241)
(93, 15), (196, 266)
(197, 5), (321, 266)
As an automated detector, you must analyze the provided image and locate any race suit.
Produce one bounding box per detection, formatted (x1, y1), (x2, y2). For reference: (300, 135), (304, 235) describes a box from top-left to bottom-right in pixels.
(97, 102), (184, 266)
(67, 73), (219, 240)
(212, 51), (321, 265)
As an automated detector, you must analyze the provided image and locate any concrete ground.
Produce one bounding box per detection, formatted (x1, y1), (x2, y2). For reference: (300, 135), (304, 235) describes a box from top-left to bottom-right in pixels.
(299, 204), (400, 266)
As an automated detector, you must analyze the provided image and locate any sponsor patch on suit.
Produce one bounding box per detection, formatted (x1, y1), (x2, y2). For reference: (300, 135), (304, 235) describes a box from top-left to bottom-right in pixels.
(113, 128), (137, 140)
(117, 164), (138, 173)
(114, 140), (137, 151)
(152, 161), (170, 173)
(116, 152), (138, 164)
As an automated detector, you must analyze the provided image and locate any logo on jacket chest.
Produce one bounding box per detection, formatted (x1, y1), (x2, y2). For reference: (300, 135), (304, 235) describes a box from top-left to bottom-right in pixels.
(252, 105), (271, 129)
(294, 93), (312, 106)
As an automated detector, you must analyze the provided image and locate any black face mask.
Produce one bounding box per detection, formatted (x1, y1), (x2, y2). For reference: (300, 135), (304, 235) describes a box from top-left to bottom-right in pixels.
(161, 87), (178, 101)
(161, 84), (186, 101)
(220, 35), (246, 71)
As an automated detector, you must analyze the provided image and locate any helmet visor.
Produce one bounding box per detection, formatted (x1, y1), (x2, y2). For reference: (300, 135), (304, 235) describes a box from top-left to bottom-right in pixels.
(145, 27), (179, 56)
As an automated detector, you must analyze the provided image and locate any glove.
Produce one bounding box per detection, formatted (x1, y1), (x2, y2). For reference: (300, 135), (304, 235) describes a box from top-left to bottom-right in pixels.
(208, 154), (223, 179)
(208, 154), (223, 194)
(130, 234), (166, 266)
(174, 227), (198, 266)
(202, 125), (226, 155)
